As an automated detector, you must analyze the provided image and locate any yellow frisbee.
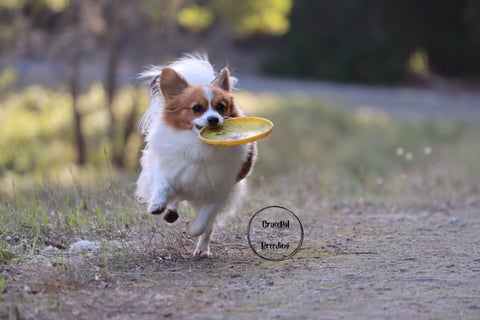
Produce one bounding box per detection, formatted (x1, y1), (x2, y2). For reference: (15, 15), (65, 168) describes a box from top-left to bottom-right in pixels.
(199, 117), (273, 146)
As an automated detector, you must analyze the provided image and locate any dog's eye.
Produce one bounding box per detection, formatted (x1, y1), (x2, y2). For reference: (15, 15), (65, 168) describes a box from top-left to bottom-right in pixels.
(192, 104), (203, 113)
(216, 102), (226, 113)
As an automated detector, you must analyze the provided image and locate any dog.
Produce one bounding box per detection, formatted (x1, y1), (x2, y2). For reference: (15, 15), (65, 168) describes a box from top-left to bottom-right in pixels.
(135, 54), (257, 257)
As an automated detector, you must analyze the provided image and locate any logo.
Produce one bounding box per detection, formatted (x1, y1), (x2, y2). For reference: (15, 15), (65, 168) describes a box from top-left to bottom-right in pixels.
(247, 206), (304, 261)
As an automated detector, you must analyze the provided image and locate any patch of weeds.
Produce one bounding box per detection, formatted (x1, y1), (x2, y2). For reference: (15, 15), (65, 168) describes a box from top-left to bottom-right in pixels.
(0, 274), (6, 293)
(0, 248), (14, 263)
(36, 256), (94, 293)
(99, 241), (111, 270)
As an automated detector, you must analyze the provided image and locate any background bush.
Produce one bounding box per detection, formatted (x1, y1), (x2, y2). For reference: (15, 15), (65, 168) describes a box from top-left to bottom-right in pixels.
(261, 0), (480, 83)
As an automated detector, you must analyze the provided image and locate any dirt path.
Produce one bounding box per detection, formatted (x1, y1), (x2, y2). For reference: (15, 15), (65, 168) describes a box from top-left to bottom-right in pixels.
(3, 201), (479, 319)
(111, 203), (480, 319)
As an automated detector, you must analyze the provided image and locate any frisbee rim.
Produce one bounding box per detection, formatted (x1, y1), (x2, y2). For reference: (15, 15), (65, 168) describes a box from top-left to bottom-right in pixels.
(198, 116), (273, 146)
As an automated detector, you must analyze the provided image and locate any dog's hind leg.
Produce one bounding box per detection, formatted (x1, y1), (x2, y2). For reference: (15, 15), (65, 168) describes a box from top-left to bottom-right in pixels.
(193, 221), (214, 257)
(188, 202), (221, 237)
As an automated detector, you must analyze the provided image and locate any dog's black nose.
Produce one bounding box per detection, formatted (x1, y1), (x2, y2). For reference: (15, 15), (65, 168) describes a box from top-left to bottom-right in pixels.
(207, 116), (219, 126)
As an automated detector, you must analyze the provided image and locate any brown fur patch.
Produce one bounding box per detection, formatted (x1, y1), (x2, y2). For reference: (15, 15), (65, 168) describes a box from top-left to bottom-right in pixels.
(236, 142), (257, 182)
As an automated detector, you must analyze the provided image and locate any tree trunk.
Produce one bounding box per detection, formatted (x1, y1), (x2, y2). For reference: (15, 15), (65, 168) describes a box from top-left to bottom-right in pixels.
(104, 1), (124, 167)
(68, 2), (86, 166)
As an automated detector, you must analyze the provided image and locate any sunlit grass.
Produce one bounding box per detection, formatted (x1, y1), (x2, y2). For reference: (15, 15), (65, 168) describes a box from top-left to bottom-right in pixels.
(238, 93), (480, 205)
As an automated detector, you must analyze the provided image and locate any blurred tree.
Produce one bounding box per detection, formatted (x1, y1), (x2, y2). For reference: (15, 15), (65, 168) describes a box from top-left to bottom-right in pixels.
(261, 0), (480, 83)
(0, 0), (147, 168)
(64, 0), (86, 166)
(413, 0), (480, 77)
(261, 0), (417, 83)
(102, 0), (135, 167)
(0, 0), (69, 56)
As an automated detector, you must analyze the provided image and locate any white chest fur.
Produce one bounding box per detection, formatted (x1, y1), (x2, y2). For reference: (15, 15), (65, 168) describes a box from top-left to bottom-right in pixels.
(145, 123), (245, 202)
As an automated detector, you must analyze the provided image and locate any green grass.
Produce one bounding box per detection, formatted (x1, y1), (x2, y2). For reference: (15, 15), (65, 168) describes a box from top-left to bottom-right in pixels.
(0, 274), (6, 293)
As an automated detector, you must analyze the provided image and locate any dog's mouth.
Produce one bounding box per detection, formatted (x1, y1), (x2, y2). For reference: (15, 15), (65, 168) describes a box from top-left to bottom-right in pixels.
(194, 124), (223, 131)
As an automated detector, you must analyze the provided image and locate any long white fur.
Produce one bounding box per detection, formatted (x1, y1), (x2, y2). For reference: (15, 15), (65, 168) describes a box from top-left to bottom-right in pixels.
(135, 54), (247, 257)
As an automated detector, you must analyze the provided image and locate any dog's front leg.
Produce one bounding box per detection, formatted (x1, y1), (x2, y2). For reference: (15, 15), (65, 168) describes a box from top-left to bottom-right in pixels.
(147, 177), (172, 215)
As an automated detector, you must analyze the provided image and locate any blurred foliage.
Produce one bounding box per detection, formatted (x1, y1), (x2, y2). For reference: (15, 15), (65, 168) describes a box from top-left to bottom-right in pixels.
(177, 4), (214, 34)
(0, 0), (69, 53)
(407, 48), (429, 78)
(0, 84), (147, 180)
(0, 0), (293, 46)
(0, 0), (68, 10)
(0, 67), (17, 92)
(2, 0), (479, 83)
(138, 0), (182, 23)
(210, 0), (293, 38)
(177, 0), (293, 38)
(243, 94), (480, 200)
(3, 88), (479, 203)
(262, 0), (480, 83)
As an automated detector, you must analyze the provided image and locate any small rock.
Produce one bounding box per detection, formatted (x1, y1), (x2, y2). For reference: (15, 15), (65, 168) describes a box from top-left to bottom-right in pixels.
(108, 240), (122, 249)
(449, 217), (460, 224)
(41, 245), (55, 255)
(69, 240), (100, 252)
(23, 285), (37, 294)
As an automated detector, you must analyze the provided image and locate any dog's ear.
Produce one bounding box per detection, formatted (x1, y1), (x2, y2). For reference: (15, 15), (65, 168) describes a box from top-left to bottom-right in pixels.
(212, 68), (231, 92)
(160, 67), (189, 100)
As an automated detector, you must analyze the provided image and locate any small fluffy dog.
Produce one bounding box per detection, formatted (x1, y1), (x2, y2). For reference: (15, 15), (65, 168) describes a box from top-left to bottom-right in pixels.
(136, 54), (257, 257)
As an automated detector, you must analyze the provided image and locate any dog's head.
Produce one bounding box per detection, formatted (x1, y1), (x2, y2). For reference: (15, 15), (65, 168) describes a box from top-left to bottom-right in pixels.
(159, 67), (240, 132)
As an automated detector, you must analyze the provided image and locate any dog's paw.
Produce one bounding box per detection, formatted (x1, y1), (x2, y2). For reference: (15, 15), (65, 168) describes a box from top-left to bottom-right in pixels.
(147, 203), (166, 215)
(163, 210), (179, 223)
(193, 247), (212, 258)
(193, 240), (212, 258)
